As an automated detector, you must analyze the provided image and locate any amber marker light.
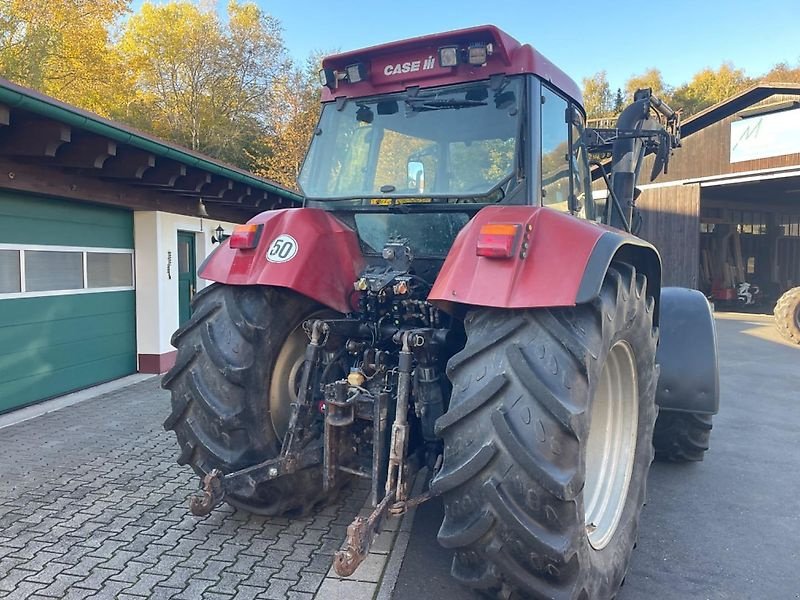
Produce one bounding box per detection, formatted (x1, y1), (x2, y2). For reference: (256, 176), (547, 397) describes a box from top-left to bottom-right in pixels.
(475, 223), (522, 258)
(229, 224), (262, 249)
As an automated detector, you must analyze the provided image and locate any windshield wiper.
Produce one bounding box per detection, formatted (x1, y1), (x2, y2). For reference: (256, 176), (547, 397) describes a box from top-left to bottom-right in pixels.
(405, 98), (488, 111)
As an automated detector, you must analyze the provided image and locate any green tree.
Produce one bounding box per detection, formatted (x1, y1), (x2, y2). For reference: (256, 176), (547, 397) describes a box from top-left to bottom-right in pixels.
(0, 0), (130, 114)
(613, 88), (624, 114)
(672, 62), (752, 115)
(761, 60), (800, 83)
(625, 68), (672, 103)
(252, 53), (324, 189)
(118, 0), (287, 167)
(581, 71), (612, 119)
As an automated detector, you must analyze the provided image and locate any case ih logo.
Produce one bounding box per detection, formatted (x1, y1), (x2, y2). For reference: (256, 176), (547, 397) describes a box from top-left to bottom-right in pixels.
(383, 56), (436, 76)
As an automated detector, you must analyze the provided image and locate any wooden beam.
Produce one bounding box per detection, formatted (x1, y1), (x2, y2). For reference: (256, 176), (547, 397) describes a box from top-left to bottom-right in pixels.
(0, 105), (9, 127)
(0, 117), (70, 157)
(132, 159), (186, 187)
(220, 185), (253, 205)
(102, 147), (156, 179)
(182, 177), (234, 199)
(172, 169), (211, 193)
(52, 134), (116, 169)
(0, 156), (256, 222)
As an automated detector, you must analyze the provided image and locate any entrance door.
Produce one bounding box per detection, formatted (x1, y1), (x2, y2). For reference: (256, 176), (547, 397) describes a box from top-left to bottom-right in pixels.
(177, 232), (196, 325)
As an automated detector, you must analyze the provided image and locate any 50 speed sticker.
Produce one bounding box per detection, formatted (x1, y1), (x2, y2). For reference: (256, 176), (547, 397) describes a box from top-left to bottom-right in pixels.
(266, 234), (298, 263)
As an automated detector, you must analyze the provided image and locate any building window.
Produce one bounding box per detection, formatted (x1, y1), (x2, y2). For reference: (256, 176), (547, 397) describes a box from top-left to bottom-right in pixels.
(0, 250), (21, 293)
(25, 250), (84, 292)
(0, 245), (134, 299)
(87, 252), (134, 288)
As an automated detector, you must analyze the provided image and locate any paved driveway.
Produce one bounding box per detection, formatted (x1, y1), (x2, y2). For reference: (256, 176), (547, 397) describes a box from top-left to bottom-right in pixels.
(0, 378), (380, 600)
(2, 313), (798, 600)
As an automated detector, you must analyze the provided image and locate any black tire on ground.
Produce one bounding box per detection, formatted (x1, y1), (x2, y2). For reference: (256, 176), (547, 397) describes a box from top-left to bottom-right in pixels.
(653, 411), (713, 462)
(774, 286), (800, 345)
(162, 283), (335, 516)
(432, 263), (658, 600)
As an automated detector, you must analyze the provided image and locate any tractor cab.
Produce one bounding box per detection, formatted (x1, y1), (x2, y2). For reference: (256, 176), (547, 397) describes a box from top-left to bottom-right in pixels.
(298, 26), (596, 263)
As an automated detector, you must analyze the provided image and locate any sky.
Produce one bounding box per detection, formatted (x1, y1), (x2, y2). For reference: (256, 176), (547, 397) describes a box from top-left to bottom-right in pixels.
(254, 0), (800, 91)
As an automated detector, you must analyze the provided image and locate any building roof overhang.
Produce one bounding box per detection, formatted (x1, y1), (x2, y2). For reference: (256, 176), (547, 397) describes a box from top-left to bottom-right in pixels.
(0, 78), (301, 221)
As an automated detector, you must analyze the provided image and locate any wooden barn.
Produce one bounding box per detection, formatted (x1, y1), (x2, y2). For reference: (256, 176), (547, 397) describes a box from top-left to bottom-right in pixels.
(606, 83), (800, 306)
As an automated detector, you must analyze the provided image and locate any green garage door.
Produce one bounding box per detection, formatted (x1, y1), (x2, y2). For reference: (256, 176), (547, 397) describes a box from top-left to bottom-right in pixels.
(0, 192), (137, 413)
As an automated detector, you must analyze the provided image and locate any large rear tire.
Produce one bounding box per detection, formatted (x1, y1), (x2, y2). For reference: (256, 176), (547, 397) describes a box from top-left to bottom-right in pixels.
(774, 286), (800, 345)
(433, 264), (658, 599)
(162, 284), (334, 516)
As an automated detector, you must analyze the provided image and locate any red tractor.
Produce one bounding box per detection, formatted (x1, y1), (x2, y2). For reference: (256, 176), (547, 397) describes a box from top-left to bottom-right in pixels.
(163, 26), (719, 599)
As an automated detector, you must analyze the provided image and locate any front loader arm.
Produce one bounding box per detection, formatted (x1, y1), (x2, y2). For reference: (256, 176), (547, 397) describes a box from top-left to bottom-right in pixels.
(584, 89), (681, 233)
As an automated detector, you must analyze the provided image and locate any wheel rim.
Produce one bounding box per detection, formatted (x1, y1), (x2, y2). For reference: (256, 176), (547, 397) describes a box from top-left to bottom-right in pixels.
(584, 339), (639, 550)
(268, 310), (332, 441)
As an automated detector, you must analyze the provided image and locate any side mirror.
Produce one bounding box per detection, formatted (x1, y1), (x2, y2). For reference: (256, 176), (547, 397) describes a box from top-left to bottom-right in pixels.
(407, 160), (424, 192)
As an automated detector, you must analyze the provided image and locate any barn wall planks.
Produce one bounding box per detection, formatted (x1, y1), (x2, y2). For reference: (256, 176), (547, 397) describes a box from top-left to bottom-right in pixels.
(636, 184), (701, 288)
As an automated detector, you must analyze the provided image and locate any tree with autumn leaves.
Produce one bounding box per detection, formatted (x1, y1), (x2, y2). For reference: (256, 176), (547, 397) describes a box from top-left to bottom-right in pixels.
(582, 61), (800, 120)
(1, 0), (798, 188)
(0, 0), (320, 188)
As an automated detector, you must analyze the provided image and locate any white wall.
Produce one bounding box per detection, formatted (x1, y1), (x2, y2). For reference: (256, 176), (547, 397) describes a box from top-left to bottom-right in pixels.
(134, 211), (241, 358)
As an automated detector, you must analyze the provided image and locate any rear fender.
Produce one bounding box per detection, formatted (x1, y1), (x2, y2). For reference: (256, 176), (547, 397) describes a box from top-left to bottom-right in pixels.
(429, 206), (661, 319)
(655, 287), (720, 414)
(199, 208), (365, 313)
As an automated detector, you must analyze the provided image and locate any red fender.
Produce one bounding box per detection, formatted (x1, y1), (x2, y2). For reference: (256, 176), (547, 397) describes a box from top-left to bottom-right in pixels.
(199, 208), (364, 313)
(429, 206), (660, 312)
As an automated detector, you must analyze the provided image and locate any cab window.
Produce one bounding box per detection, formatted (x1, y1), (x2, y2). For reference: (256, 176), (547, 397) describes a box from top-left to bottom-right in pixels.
(540, 85), (571, 211)
(569, 109), (597, 221)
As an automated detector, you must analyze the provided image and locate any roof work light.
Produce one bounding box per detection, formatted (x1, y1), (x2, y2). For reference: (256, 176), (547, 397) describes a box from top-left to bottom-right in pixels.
(438, 46), (459, 67)
(319, 68), (336, 89)
(467, 43), (492, 66)
(346, 63), (368, 83)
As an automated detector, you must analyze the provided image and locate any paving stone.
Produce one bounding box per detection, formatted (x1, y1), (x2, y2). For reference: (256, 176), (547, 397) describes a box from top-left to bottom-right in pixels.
(312, 578), (376, 600)
(62, 555), (106, 577)
(71, 566), (118, 590)
(0, 566), (38, 592)
(22, 561), (70, 584)
(290, 571), (326, 593)
(108, 559), (151, 582)
(35, 573), (84, 597)
(208, 573), (242, 596)
(123, 572), (169, 596)
(82, 579), (132, 599)
(274, 559), (308, 582)
(173, 577), (217, 599)
(2, 580), (47, 600)
(259, 577), (295, 600)
(197, 558), (234, 580)
(159, 566), (201, 589)
(327, 551), (387, 583)
(230, 584), (263, 600)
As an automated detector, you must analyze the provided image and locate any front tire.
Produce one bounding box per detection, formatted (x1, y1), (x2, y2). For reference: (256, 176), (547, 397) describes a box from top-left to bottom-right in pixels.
(433, 264), (658, 599)
(653, 411), (713, 462)
(162, 284), (334, 516)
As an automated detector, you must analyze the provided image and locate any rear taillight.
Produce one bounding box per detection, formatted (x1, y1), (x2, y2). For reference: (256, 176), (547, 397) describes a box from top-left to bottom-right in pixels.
(476, 223), (521, 258)
(230, 224), (262, 249)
